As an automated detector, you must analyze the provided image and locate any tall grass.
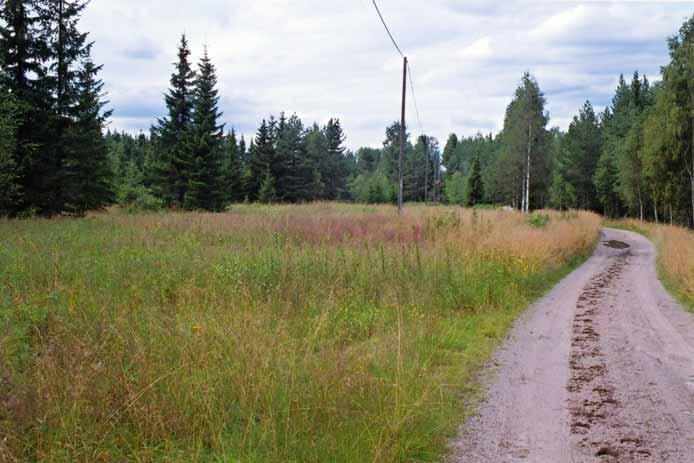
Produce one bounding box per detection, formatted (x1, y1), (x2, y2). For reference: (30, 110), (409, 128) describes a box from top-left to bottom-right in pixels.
(0, 204), (600, 462)
(609, 219), (694, 311)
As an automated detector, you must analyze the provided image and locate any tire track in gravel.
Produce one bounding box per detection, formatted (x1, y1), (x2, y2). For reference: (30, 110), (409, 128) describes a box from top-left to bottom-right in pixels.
(568, 250), (652, 461)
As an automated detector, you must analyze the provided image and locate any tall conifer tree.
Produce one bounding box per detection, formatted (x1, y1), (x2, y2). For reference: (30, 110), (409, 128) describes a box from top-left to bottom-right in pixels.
(0, 0), (46, 214)
(61, 54), (113, 213)
(249, 119), (275, 199)
(184, 48), (224, 211)
(151, 34), (196, 207)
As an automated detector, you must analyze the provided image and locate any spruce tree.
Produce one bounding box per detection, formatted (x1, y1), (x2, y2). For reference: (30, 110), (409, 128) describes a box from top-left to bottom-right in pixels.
(33, 0), (93, 214)
(323, 118), (347, 199)
(36, 0), (89, 116)
(0, 0), (46, 214)
(223, 129), (243, 203)
(594, 145), (621, 217)
(184, 48), (224, 211)
(239, 135), (248, 164)
(276, 114), (310, 202)
(466, 157), (484, 206)
(305, 123), (327, 199)
(61, 55), (114, 213)
(151, 34), (196, 207)
(258, 170), (276, 203)
(556, 100), (603, 211)
(0, 87), (22, 215)
(249, 119), (275, 200)
(443, 133), (460, 173)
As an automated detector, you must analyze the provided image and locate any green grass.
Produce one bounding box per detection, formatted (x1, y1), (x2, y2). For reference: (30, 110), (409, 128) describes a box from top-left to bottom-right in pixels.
(0, 205), (600, 462)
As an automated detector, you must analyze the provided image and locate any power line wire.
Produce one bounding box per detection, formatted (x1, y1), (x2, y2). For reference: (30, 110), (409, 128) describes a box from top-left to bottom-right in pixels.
(369, 0), (425, 137)
(407, 62), (425, 136)
(371, 0), (405, 58)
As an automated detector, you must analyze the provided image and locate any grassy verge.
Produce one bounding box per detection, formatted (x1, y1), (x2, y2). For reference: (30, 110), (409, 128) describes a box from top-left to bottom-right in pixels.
(606, 219), (694, 312)
(0, 204), (600, 462)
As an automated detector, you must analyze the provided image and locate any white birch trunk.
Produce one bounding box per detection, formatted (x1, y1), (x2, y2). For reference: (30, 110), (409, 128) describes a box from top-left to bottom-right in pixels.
(525, 120), (532, 214)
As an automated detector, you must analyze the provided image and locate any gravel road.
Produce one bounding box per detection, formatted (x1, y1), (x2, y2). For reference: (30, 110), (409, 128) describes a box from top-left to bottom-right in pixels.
(451, 228), (694, 462)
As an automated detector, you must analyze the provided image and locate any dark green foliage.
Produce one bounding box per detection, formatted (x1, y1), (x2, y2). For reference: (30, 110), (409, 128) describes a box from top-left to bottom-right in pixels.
(0, 88), (22, 215)
(594, 148), (620, 217)
(404, 135), (438, 202)
(150, 34), (196, 207)
(554, 101), (602, 210)
(106, 131), (161, 211)
(60, 57), (114, 213)
(249, 118), (275, 200)
(349, 123), (440, 204)
(243, 115), (355, 203)
(222, 129), (243, 202)
(487, 73), (549, 211)
(528, 212), (550, 228)
(35, 0), (89, 116)
(442, 132), (498, 205)
(0, 0), (111, 216)
(641, 16), (694, 226)
(549, 12), (694, 227)
(549, 171), (576, 211)
(444, 172), (466, 205)
(355, 147), (381, 174)
(258, 170), (277, 203)
(304, 123), (328, 199)
(275, 113), (310, 202)
(322, 118), (350, 200)
(466, 158), (484, 207)
(443, 133), (459, 173)
(183, 49), (224, 211)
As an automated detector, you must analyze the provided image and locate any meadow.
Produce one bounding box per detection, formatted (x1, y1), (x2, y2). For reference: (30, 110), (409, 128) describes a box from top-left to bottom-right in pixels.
(0, 204), (600, 462)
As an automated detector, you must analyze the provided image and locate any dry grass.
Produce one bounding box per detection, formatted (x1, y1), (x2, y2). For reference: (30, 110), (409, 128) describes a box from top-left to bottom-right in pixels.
(0, 204), (600, 462)
(609, 219), (694, 310)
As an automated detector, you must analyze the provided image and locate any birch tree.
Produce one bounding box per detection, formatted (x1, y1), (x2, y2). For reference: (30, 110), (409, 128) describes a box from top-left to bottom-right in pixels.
(497, 73), (549, 212)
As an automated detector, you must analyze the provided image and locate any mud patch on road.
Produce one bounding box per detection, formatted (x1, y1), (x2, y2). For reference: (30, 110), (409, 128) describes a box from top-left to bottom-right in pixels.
(568, 255), (652, 461)
(603, 240), (630, 250)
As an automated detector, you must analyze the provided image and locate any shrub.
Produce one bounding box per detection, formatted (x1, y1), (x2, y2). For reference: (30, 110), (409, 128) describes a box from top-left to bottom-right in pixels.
(528, 212), (551, 228)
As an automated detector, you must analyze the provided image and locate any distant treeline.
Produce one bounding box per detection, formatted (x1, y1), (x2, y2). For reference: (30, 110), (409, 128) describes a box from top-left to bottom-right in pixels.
(2, 1), (693, 225)
(107, 36), (444, 210)
(440, 16), (694, 227)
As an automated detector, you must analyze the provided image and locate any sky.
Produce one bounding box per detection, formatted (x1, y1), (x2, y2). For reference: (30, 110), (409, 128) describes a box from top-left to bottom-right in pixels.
(82, 0), (694, 149)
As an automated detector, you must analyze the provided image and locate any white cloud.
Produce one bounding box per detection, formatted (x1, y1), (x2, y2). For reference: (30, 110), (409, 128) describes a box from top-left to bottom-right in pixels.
(460, 37), (494, 61)
(82, 0), (692, 148)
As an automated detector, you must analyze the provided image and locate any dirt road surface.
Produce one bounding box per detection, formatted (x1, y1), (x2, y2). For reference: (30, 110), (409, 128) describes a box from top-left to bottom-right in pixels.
(451, 228), (694, 462)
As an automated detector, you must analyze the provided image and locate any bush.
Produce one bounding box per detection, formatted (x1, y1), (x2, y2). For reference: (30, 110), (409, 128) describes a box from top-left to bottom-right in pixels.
(121, 185), (163, 212)
(444, 172), (466, 205)
(528, 212), (551, 228)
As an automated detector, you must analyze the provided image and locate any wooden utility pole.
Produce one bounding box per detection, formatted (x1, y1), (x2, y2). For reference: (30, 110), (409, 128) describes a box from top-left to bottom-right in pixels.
(399, 57), (407, 214)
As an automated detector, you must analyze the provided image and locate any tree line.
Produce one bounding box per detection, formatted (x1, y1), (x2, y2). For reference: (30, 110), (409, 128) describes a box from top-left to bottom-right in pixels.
(0, 0), (111, 216)
(441, 14), (694, 227)
(2, 2), (694, 225)
(108, 36), (444, 210)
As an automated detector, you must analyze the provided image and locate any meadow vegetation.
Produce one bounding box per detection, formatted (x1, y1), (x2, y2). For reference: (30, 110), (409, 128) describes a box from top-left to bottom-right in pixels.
(0, 204), (600, 462)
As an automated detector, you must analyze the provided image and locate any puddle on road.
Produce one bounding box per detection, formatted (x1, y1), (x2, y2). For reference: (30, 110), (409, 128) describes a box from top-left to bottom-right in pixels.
(603, 240), (630, 249)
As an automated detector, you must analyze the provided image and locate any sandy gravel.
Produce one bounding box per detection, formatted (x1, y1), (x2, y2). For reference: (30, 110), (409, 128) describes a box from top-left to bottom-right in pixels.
(451, 229), (694, 462)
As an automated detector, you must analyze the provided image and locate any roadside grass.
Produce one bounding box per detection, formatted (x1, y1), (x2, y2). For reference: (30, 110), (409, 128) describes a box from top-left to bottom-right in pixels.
(0, 204), (600, 462)
(606, 219), (694, 312)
